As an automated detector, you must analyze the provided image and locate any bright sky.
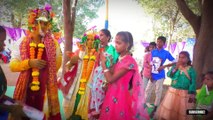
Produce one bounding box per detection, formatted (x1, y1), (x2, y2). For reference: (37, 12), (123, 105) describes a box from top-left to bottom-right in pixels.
(87, 0), (154, 67)
(87, 0), (154, 42)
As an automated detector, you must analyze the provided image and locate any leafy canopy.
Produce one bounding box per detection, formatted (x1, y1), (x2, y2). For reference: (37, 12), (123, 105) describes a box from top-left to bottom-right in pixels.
(0, 0), (104, 38)
(136, 0), (199, 41)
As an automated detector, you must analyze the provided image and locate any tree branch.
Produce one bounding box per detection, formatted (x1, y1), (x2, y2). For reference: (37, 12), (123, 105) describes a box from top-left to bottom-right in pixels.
(11, 13), (15, 27)
(172, 9), (180, 28)
(17, 13), (23, 28)
(175, 0), (201, 36)
(71, 0), (78, 31)
(198, 0), (203, 11)
(73, 0), (78, 6)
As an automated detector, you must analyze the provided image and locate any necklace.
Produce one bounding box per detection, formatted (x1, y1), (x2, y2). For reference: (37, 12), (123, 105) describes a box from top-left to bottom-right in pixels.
(118, 54), (127, 61)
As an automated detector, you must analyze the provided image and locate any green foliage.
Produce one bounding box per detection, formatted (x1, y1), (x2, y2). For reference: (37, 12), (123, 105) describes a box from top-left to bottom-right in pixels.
(0, 0), (41, 27)
(185, 0), (200, 15)
(136, 0), (199, 41)
(73, 0), (104, 38)
(51, 20), (60, 32)
(0, 0), (103, 38)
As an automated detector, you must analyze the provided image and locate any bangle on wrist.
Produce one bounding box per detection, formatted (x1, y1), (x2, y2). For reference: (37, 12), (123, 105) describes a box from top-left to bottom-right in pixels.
(103, 69), (109, 73)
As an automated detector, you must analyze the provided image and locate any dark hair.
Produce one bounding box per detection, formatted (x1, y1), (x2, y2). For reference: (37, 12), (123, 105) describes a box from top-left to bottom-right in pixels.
(149, 42), (156, 47)
(201, 71), (213, 83)
(157, 36), (166, 43)
(145, 46), (149, 52)
(179, 51), (192, 66)
(0, 26), (6, 41)
(116, 31), (134, 51)
(0, 26), (6, 34)
(100, 29), (111, 41)
(206, 71), (213, 78)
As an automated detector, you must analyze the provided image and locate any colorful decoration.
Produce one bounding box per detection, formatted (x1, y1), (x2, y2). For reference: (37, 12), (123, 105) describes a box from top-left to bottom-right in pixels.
(78, 55), (96, 94)
(29, 42), (45, 91)
(27, 3), (55, 32)
(53, 32), (62, 41)
(79, 32), (100, 50)
(77, 32), (100, 95)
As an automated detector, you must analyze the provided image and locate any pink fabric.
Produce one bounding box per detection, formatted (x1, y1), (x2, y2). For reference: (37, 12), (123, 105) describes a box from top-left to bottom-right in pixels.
(142, 52), (152, 78)
(155, 87), (194, 120)
(99, 55), (149, 120)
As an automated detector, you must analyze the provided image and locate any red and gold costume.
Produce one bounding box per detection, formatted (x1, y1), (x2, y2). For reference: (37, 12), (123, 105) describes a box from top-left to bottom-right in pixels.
(59, 31), (100, 119)
(9, 5), (62, 120)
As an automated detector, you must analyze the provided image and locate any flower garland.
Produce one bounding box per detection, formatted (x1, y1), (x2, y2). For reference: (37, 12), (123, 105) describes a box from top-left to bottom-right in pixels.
(77, 31), (100, 95)
(29, 42), (45, 91)
(78, 52), (96, 95)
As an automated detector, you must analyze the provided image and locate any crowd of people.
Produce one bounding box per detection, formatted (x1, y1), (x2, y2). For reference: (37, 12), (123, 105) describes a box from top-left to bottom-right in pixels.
(1, 4), (213, 120)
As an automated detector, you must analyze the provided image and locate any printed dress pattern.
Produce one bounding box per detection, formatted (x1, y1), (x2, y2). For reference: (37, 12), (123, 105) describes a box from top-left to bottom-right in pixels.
(99, 55), (149, 120)
(89, 66), (105, 113)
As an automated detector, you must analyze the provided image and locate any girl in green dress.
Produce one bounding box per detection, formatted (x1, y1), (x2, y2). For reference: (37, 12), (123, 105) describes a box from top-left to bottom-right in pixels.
(155, 51), (196, 120)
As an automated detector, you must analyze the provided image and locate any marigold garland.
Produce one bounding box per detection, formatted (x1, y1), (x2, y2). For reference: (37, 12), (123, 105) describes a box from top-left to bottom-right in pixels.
(30, 42), (45, 91)
(77, 32), (99, 95)
(78, 55), (96, 95)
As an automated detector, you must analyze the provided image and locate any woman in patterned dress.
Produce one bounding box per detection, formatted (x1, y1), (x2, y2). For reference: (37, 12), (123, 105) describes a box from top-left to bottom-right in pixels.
(99, 31), (149, 120)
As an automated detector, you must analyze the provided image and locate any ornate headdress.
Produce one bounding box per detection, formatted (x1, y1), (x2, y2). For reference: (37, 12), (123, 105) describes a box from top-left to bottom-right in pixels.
(79, 31), (100, 51)
(28, 3), (55, 31)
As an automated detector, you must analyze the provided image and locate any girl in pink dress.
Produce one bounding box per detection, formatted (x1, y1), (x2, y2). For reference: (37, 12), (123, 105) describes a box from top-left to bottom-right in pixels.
(99, 31), (149, 120)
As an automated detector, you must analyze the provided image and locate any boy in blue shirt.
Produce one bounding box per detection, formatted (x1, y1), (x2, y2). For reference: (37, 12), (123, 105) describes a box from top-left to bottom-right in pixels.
(145, 36), (176, 117)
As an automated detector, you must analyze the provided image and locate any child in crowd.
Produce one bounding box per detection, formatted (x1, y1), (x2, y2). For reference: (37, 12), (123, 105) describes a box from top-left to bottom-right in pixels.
(155, 51), (196, 120)
(145, 36), (176, 116)
(140, 46), (149, 78)
(99, 31), (149, 120)
(142, 42), (156, 90)
(196, 71), (213, 120)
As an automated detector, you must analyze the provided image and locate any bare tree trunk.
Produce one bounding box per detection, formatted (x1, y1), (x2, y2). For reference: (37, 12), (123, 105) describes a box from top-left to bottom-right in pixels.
(62, 0), (72, 77)
(176, 0), (213, 88)
(167, 9), (180, 51)
(175, 0), (201, 36)
(17, 14), (22, 28)
(62, 0), (78, 77)
(70, 0), (78, 39)
(193, 0), (213, 88)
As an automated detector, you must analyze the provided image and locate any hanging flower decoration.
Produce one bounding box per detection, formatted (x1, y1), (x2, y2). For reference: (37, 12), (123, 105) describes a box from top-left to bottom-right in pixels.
(77, 31), (100, 95)
(78, 55), (96, 94)
(30, 43), (45, 91)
